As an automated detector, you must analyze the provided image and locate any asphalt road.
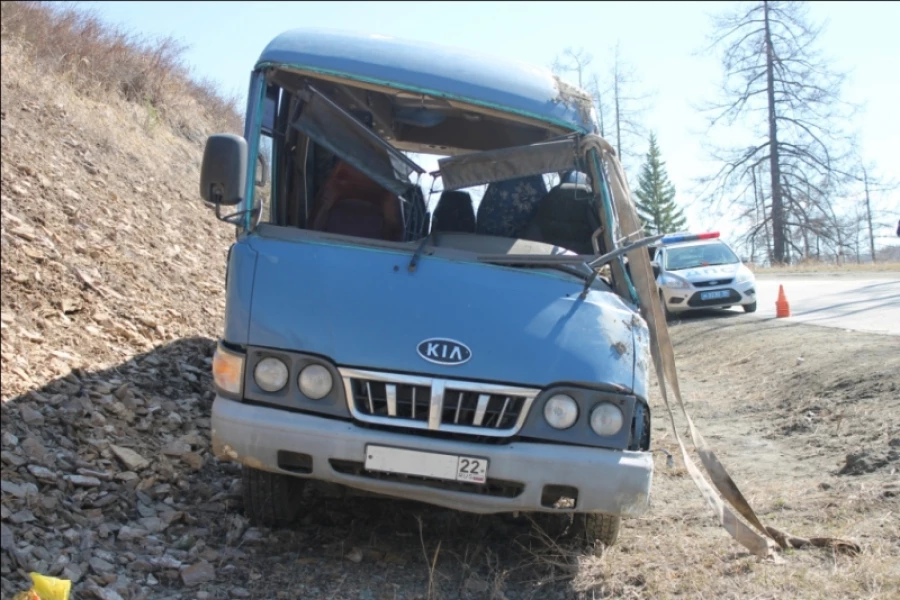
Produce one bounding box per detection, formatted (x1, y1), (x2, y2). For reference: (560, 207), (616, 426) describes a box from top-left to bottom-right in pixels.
(751, 272), (900, 336)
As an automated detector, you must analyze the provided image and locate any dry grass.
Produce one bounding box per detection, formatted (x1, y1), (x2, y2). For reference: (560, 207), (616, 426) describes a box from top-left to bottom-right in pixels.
(749, 258), (900, 275)
(0, 0), (242, 135)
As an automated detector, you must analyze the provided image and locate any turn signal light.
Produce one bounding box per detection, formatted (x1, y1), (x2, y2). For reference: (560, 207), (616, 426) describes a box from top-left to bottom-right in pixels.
(213, 343), (245, 396)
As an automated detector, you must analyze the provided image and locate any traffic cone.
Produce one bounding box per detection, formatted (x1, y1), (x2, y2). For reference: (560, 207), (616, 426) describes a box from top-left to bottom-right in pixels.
(776, 284), (791, 318)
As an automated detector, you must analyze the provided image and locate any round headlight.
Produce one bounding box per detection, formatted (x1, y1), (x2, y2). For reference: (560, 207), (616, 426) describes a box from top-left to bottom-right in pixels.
(590, 403), (624, 436)
(298, 364), (333, 400)
(543, 394), (578, 430)
(254, 357), (288, 392)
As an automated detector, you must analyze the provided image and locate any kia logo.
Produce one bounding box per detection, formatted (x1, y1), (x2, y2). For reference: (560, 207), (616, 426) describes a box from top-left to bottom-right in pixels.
(417, 338), (472, 366)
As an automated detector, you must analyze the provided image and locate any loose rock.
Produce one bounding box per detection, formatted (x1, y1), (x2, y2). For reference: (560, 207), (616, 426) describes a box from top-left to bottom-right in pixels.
(181, 560), (215, 587)
(109, 444), (149, 471)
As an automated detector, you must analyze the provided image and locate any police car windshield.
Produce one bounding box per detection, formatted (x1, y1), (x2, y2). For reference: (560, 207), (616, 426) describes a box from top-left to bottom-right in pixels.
(664, 242), (739, 271)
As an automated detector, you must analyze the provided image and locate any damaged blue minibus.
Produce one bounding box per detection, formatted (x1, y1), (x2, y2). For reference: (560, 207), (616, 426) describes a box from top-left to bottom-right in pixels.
(200, 28), (656, 552)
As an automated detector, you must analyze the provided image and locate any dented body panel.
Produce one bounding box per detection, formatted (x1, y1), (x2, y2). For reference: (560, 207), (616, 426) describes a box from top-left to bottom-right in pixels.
(234, 231), (637, 391)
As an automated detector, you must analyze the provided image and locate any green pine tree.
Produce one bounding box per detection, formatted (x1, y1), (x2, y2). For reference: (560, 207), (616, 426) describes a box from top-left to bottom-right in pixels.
(634, 133), (687, 235)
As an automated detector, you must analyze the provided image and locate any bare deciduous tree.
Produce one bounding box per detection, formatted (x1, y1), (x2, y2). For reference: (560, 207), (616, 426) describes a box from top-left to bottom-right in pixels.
(586, 72), (609, 138)
(697, 0), (858, 265)
(608, 41), (653, 171)
(551, 46), (593, 90)
(551, 44), (653, 174)
(852, 160), (898, 262)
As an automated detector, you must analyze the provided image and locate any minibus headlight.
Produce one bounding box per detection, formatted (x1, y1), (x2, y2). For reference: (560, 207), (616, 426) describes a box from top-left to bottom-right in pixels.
(254, 357), (289, 392)
(543, 394), (579, 430)
(298, 365), (333, 399)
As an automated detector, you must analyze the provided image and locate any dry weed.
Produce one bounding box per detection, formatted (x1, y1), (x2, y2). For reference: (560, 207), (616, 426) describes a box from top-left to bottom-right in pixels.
(0, 0), (242, 135)
(749, 258), (900, 274)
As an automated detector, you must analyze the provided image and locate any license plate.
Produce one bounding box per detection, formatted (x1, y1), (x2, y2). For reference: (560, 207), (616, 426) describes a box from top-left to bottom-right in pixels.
(364, 445), (488, 484)
(700, 290), (730, 300)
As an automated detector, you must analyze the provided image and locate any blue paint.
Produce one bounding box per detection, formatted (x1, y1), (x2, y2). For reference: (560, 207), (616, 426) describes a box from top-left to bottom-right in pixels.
(255, 28), (594, 134)
(222, 241), (258, 346)
(629, 317), (651, 402)
(219, 29), (647, 399)
(241, 233), (637, 391)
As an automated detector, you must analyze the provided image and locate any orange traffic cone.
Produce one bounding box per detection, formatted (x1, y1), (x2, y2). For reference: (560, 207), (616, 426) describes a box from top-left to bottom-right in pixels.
(776, 284), (791, 318)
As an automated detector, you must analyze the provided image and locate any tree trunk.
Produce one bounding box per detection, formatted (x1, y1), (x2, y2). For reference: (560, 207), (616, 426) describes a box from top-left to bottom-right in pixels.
(599, 94), (606, 137)
(863, 166), (876, 263)
(590, 74), (606, 137)
(751, 163), (762, 263)
(612, 46), (623, 159)
(755, 166), (773, 264)
(614, 71), (622, 158)
(763, 1), (786, 264)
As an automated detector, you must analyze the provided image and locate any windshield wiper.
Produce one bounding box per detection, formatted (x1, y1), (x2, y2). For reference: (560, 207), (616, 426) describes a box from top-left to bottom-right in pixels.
(408, 230), (435, 272)
(475, 235), (665, 297)
(579, 234), (665, 298)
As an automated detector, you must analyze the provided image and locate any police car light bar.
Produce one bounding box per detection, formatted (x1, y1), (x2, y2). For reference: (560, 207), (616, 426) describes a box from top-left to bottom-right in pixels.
(661, 231), (720, 244)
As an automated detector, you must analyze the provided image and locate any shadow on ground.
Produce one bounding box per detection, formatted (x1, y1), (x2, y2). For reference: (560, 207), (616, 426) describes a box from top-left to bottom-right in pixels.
(1, 337), (602, 599)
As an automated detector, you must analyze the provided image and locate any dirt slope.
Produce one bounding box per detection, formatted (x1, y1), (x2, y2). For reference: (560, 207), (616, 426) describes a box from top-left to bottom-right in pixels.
(1, 30), (235, 401)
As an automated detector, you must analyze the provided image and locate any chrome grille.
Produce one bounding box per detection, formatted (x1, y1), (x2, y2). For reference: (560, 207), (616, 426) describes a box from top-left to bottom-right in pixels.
(693, 278), (734, 288)
(351, 380), (431, 423)
(339, 368), (539, 438)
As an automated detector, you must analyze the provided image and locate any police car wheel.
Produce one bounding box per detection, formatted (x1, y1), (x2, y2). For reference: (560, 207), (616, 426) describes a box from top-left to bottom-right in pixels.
(242, 466), (307, 527)
(743, 301), (758, 313)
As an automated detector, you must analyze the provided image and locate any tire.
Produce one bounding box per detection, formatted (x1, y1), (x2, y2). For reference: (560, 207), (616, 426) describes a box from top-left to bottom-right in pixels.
(529, 512), (621, 554)
(242, 466), (306, 527)
(574, 513), (621, 552)
(529, 512), (574, 539)
(743, 301), (758, 313)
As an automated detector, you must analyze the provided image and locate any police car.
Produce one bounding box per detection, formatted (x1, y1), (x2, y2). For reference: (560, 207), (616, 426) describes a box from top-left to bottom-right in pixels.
(650, 232), (757, 318)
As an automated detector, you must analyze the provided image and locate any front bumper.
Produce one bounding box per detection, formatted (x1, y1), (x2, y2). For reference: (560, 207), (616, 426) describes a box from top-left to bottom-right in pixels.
(661, 278), (756, 313)
(211, 396), (653, 517)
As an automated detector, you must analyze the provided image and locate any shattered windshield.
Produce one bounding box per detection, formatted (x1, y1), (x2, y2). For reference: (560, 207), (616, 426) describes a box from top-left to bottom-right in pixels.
(262, 73), (621, 279)
(664, 243), (739, 270)
(291, 83), (424, 197)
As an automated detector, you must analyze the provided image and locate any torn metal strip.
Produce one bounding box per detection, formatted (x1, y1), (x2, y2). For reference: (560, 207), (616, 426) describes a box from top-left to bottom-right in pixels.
(437, 139), (579, 191)
(577, 134), (860, 559)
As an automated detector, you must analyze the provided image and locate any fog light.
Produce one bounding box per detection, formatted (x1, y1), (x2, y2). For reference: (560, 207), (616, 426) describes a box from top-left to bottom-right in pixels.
(590, 403), (624, 436)
(543, 394), (578, 430)
(298, 364), (333, 399)
(254, 357), (289, 392)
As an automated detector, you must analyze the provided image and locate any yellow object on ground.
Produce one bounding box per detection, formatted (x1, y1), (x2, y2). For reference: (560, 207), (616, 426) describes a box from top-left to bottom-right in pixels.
(11, 573), (71, 600)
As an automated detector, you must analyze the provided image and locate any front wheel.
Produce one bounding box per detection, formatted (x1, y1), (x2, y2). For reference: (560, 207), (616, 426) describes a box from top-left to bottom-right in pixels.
(529, 512), (621, 555)
(574, 513), (621, 552)
(743, 301), (758, 313)
(242, 466), (307, 527)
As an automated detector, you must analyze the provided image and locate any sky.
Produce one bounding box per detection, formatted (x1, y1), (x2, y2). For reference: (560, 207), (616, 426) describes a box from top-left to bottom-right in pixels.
(73, 0), (900, 248)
